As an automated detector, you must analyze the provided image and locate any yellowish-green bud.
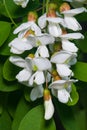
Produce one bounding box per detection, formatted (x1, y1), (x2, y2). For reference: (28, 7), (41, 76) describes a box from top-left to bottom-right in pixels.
(52, 70), (61, 81)
(44, 89), (51, 101)
(28, 54), (35, 58)
(48, 3), (58, 11)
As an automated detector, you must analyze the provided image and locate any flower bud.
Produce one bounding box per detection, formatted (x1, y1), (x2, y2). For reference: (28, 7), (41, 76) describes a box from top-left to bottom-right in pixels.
(44, 89), (54, 120)
(44, 89), (51, 101)
(28, 54), (35, 58)
(48, 3), (58, 11)
(47, 3), (57, 17)
(52, 70), (61, 81)
(28, 11), (38, 22)
(59, 3), (71, 12)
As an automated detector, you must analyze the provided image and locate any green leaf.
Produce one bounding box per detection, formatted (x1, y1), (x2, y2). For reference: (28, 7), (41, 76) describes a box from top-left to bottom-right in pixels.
(0, 0), (40, 18)
(54, 99), (80, 130)
(0, 109), (12, 130)
(73, 110), (87, 130)
(12, 97), (32, 130)
(75, 32), (87, 53)
(0, 104), (3, 115)
(76, 12), (87, 22)
(7, 90), (23, 119)
(0, 21), (11, 47)
(3, 58), (21, 81)
(67, 84), (79, 106)
(0, 59), (21, 92)
(0, 30), (16, 56)
(18, 105), (56, 130)
(72, 62), (87, 82)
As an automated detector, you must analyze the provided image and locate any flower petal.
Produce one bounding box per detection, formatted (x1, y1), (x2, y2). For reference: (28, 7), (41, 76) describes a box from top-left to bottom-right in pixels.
(9, 56), (26, 68)
(38, 13), (47, 29)
(13, 22), (33, 34)
(68, 57), (77, 66)
(61, 7), (87, 16)
(44, 98), (54, 120)
(62, 39), (78, 53)
(46, 17), (64, 24)
(58, 88), (70, 103)
(9, 38), (33, 54)
(35, 46), (49, 58)
(30, 85), (43, 101)
(48, 22), (62, 37)
(33, 57), (52, 70)
(13, 0), (29, 8)
(64, 16), (82, 31)
(16, 68), (31, 82)
(59, 33), (84, 39)
(56, 64), (73, 77)
(36, 34), (55, 46)
(51, 51), (76, 64)
(10, 46), (23, 54)
(30, 22), (41, 36)
(49, 79), (77, 89)
(29, 71), (45, 86)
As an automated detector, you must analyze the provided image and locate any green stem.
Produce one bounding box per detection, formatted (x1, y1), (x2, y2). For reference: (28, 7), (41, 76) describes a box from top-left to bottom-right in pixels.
(46, 0), (50, 14)
(42, 0), (45, 14)
(3, 0), (17, 27)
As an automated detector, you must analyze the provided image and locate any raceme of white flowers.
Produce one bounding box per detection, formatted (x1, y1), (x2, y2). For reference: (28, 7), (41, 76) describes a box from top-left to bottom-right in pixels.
(9, 3), (86, 120)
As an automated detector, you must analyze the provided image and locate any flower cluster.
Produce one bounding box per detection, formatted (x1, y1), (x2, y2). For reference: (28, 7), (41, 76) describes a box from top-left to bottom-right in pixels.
(9, 2), (86, 120)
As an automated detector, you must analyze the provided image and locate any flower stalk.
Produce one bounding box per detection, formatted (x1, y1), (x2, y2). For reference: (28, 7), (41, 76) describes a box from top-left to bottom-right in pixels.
(3, 0), (17, 27)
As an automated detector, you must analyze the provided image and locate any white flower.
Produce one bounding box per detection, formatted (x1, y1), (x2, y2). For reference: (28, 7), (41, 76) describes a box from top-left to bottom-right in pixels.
(9, 21), (41, 54)
(13, 21), (41, 38)
(59, 33), (84, 53)
(9, 56), (52, 85)
(46, 17), (63, 37)
(9, 37), (35, 54)
(9, 56), (52, 101)
(56, 64), (73, 78)
(9, 56), (45, 100)
(38, 14), (65, 37)
(26, 56), (51, 85)
(61, 7), (87, 31)
(51, 50), (77, 65)
(51, 51), (77, 77)
(9, 22), (53, 55)
(13, 0), (29, 8)
(49, 79), (77, 103)
(44, 98), (54, 120)
(30, 85), (44, 101)
(34, 33), (54, 57)
(9, 56), (32, 83)
(26, 56), (52, 72)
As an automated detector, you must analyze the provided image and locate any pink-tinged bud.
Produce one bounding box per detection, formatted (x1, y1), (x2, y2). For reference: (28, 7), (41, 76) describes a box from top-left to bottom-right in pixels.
(59, 3), (71, 12)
